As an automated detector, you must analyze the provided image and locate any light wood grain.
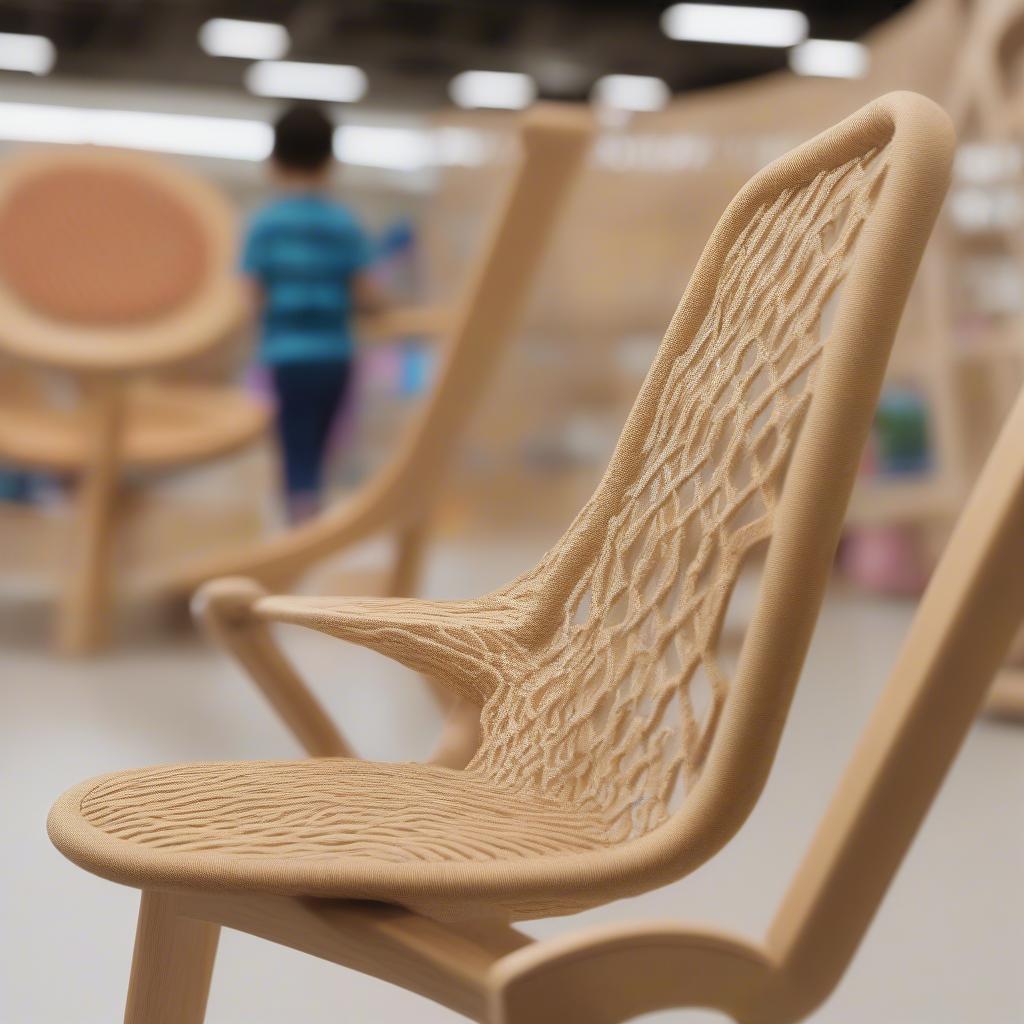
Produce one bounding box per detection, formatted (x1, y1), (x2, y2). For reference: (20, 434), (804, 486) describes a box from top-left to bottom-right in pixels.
(124, 891), (220, 1024)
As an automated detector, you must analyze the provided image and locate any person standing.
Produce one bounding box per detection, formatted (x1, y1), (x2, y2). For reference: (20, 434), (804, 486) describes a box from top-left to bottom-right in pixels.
(241, 103), (384, 522)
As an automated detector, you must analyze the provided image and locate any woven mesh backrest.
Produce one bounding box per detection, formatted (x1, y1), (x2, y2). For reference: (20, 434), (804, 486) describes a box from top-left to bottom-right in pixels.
(470, 144), (890, 843)
(0, 165), (208, 324)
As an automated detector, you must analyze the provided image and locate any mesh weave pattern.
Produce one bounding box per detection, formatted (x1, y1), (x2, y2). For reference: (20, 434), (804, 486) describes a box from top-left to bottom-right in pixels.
(471, 145), (889, 841)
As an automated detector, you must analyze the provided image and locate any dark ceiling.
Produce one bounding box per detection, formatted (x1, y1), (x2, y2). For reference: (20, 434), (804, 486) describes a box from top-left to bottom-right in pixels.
(0, 1), (913, 108)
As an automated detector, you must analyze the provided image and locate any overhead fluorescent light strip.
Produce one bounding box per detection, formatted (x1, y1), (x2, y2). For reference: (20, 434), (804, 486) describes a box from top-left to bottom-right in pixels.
(0, 101), (494, 170)
(449, 71), (536, 110)
(592, 75), (670, 112)
(246, 61), (367, 103)
(788, 39), (869, 79)
(335, 126), (431, 172)
(0, 32), (56, 75)
(0, 102), (273, 160)
(661, 3), (808, 48)
(198, 18), (289, 60)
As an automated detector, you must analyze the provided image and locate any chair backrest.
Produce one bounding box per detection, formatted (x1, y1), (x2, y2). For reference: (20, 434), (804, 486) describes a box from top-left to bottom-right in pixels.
(470, 93), (954, 883)
(0, 147), (242, 373)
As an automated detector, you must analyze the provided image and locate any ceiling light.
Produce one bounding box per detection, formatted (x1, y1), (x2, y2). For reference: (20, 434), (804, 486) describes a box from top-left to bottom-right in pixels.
(592, 74), (670, 112)
(0, 102), (272, 160)
(788, 39), (869, 78)
(0, 32), (56, 75)
(433, 126), (491, 166)
(956, 142), (1023, 184)
(449, 71), (536, 110)
(245, 61), (367, 103)
(335, 126), (431, 172)
(198, 18), (289, 60)
(661, 3), (808, 48)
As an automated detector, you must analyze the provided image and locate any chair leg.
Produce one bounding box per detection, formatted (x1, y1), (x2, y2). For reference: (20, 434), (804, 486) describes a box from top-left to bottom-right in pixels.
(124, 891), (220, 1024)
(57, 382), (124, 655)
(385, 515), (484, 768)
(197, 576), (355, 757)
(386, 515), (431, 598)
(986, 667), (1024, 721)
(430, 697), (484, 768)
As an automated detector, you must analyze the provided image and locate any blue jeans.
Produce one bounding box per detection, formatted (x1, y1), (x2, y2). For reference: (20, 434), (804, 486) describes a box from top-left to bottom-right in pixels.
(271, 359), (352, 500)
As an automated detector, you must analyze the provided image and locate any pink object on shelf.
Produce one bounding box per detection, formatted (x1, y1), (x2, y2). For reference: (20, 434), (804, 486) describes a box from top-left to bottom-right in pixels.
(840, 525), (928, 596)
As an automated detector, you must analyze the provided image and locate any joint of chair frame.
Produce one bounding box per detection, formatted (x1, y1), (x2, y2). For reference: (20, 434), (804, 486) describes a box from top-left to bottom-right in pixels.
(191, 575), (268, 630)
(194, 575), (356, 756)
(486, 922), (781, 1024)
(251, 593), (518, 707)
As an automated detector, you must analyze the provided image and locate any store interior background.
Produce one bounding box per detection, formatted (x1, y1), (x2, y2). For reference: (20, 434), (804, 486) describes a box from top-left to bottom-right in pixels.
(1, 1), (1022, 1021)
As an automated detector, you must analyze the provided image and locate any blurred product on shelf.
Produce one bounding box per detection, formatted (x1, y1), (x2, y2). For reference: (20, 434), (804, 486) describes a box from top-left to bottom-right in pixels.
(872, 387), (932, 476)
(933, 0), (1024, 715)
(839, 526), (929, 597)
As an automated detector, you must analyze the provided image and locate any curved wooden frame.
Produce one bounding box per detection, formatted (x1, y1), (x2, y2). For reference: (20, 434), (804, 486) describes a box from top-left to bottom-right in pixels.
(200, 85), (951, 789)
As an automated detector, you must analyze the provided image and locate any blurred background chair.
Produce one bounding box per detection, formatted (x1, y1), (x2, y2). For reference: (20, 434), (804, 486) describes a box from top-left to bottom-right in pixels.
(181, 104), (594, 765)
(0, 146), (265, 654)
(47, 92), (994, 1024)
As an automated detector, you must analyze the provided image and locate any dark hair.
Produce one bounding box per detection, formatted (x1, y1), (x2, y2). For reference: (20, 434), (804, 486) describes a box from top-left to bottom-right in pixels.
(271, 103), (335, 173)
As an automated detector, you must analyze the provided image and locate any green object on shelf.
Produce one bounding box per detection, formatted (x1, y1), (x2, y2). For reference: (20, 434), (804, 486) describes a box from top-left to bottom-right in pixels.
(874, 388), (930, 475)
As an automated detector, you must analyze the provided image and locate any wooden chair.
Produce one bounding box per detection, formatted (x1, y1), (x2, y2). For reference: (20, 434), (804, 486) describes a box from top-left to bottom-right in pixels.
(50, 93), (1010, 1024)
(0, 146), (266, 654)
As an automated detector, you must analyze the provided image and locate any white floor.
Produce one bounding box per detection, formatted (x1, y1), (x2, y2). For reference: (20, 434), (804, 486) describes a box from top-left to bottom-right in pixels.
(2, 537), (1022, 1023)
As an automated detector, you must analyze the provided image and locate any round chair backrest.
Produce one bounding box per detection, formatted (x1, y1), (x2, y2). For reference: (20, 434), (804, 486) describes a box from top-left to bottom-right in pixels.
(0, 147), (241, 372)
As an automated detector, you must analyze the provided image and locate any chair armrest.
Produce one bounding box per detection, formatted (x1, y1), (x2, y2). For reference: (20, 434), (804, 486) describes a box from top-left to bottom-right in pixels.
(357, 305), (451, 342)
(251, 590), (515, 708)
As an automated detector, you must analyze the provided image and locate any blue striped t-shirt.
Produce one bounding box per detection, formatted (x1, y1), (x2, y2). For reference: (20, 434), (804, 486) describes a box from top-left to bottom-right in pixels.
(241, 193), (372, 365)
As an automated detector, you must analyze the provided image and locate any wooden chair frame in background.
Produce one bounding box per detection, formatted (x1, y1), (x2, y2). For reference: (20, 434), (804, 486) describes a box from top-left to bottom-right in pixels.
(0, 146), (261, 654)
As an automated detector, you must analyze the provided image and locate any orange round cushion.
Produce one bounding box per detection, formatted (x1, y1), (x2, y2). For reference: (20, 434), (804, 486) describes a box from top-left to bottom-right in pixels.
(0, 164), (209, 325)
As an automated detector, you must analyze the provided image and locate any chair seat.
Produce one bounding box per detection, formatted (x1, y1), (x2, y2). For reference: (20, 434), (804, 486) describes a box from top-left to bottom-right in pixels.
(48, 758), (612, 919)
(0, 379), (269, 472)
